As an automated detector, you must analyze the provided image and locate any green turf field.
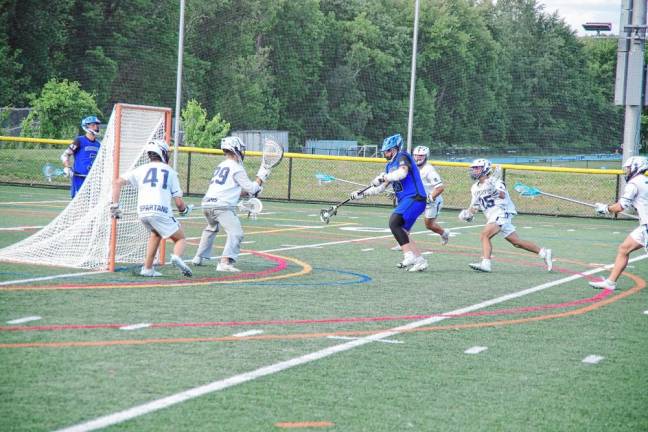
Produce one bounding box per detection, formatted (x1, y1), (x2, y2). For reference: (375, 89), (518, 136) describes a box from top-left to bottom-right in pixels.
(0, 184), (646, 432)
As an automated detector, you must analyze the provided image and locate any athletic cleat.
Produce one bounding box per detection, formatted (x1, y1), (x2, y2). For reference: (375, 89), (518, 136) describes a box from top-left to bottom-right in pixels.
(397, 253), (417, 269)
(140, 267), (163, 277)
(217, 262), (241, 272)
(440, 231), (450, 245)
(408, 257), (428, 272)
(191, 256), (205, 266)
(542, 248), (553, 272)
(391, 245), (402, 251)
(469, 262), (491, 273)
(171, 254), (193, 277)
(589, 279), (616, 290)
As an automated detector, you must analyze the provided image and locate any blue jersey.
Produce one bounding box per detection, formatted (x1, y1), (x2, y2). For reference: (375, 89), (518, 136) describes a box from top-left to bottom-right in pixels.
(385, 151), (426, 202)
(70, 135), (101, 175)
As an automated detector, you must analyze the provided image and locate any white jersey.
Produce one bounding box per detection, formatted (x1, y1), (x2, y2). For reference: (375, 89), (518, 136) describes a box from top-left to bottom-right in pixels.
(470, 177), (517, 220)
(620, 174), (648, 225)
(202, 158), (261, 207)
(124, 161), (182, 217)
(419, 164), (443, 195)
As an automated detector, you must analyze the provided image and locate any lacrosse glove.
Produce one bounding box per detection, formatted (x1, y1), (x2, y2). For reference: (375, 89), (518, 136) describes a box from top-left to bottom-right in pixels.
(179, 204), (194, 216)
(594, 203), (609, 216)
(458, 209), (474, 222)
(371, 173), (386, 187)
(63, 167), (73, 177)
(350, 189), (365, 200)
(256, 166), (271, 182)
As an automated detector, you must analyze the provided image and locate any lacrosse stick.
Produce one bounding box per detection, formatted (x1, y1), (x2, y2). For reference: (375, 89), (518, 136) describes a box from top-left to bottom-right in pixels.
(319, 184), (373, 224)
(42, 163), (66, 181)
(513, 182), (639, 220)
(261, 138), (284, 170)
(237, 197), (263, 219)
(315, 173), (366, 187)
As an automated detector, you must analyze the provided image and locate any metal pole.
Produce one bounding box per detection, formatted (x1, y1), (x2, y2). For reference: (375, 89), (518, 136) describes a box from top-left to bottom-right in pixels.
(406, 0), (421, 153)
(619, 0), (646, 166)
(172, 0), (186, 171)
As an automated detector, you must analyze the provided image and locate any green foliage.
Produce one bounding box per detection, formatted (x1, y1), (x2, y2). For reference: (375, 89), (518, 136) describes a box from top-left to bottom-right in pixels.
(20, 79), (101, 140)
(181, 99), (230, 148)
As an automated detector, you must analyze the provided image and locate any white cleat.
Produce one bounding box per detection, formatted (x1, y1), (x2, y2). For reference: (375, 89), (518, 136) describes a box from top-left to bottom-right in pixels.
(440, 231), (450, 245)
(191, 256), (205, 266)
(390, 245), (402, 251)
(589, 279), (616, 290)
(408, 257), (428, 272)
(140, 267), (163, 277)
(171, 254), (193, 277)
(217, 262), (241, 272)
(397, 253), (417, 269)
(469, 262), (491, 273)
(542, 248), (553, 272)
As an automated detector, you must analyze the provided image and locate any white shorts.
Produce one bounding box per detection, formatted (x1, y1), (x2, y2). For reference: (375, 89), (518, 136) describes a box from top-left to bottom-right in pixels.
(424, 197), (443, 219)
(139, 214), (180, 238)
(629, 224), (648, 250)
(487, 213), (516, 238)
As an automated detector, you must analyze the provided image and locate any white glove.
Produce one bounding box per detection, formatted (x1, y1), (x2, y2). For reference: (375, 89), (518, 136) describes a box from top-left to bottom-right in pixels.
(458, 209), (474, 222)
(179, 204), (194, 216)
(350, 189), (365, 200)
(594, 202), (609, 216)
(427, 193), (435, 204)
(253, 186), (263, 197)
(109, 203), (122, 219)
(371, 173), (386, 187)
(63, 167), (73, 177)
(256, 165), (271, 182)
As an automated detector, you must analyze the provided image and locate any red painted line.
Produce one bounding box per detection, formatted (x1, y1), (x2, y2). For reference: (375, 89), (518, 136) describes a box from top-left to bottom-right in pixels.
(0, 290), (612, 332)
(6, 251), (286, 290)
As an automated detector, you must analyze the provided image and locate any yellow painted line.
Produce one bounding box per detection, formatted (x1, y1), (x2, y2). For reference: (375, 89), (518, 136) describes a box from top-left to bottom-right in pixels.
(245, 222), (355, 235)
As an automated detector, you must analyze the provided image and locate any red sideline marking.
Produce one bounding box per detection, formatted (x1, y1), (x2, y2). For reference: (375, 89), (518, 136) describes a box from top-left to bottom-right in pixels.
(275, 421), (334, 428)
(0, 290), (612, 332)
(6, 251), (286, 290)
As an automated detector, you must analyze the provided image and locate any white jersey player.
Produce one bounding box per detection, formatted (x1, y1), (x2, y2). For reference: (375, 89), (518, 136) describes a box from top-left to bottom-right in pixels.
(111, 140), (193, 277)
(414, 146), (450, 244)
(191, 136), (269, 272)
(590, 156), (648, 290)
(458, 158), (552, 273)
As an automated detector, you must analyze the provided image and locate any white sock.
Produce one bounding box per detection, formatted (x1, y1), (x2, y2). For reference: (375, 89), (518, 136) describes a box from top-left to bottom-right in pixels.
(539, 248), (546, 258)
(481, 258), (491, 266)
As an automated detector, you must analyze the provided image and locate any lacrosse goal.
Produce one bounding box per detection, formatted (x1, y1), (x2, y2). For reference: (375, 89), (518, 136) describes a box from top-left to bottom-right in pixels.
(0, 103), (172, 271)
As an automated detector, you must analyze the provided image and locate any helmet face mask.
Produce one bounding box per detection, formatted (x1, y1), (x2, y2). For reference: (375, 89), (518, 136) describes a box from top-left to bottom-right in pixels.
(469, 159), (492, 180)
(81, 116), (101, 137)
(145, 139), (170, 163)
(413, 145), (429, 167)
(623, 156), (648, 181)
(221, 136), (246, 161)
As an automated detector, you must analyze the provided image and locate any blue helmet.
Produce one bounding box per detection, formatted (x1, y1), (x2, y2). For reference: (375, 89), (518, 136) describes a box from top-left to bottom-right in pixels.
(381, 134), (403, 153)
(81, 116), (101, 136)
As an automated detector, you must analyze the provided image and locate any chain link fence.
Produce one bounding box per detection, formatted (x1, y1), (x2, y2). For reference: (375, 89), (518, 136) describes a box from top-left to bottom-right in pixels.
(0, 141), (628, 219)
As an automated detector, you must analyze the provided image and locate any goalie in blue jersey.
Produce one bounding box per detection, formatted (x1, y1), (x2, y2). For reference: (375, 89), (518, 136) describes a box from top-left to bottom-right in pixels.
(60, 116), (102, 198)
(350, 134), (429, 271)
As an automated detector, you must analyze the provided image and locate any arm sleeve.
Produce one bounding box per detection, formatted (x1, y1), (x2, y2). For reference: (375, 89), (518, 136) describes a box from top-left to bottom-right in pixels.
(469, 186), (480, 210)
(363, 183), (387, 196)
(169, 171), (183, 198)
(233, 170), (262, 196)
(60, 138), (80, 163)
(384, 157), (409, 182)
(619, 183), (638, 209)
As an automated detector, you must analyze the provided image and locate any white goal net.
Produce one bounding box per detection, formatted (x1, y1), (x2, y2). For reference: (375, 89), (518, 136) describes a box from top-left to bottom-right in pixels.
(0, 104), (172, 270)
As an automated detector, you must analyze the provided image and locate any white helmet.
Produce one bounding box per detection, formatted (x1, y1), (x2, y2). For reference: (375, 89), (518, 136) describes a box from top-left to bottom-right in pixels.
(470, 158), (492, 180)
(221, 136), (246, 161)
(623, 155), (648, 181)
(144, 139), (170, 163)
(412, 146), (430, 167)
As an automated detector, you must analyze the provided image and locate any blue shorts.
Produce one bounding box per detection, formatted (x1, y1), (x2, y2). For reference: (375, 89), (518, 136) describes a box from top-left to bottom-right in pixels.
(70, 175), (86, 198)
(393, 197), (426, 231)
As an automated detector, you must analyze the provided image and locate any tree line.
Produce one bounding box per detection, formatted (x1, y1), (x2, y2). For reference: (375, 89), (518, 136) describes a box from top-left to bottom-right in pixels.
(0, 0), (640, 153)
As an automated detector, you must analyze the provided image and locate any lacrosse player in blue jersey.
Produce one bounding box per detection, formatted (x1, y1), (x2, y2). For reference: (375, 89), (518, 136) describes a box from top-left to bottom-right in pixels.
(350, 134), (429, 271)
(61, 116), (102, 198)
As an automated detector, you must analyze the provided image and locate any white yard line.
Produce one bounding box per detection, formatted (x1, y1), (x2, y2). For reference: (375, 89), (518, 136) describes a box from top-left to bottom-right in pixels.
(52, 254), (648, 432)
(119, 323), (151, 331)
(464, 346), (488, 354)
(0, 200), (69, 205)
(0, 226), (45, 231)
(582, 355), (604, 364)
(232, 330), (264, 337)
(0, 271), (109, 286)
(6, 316), (42, 324)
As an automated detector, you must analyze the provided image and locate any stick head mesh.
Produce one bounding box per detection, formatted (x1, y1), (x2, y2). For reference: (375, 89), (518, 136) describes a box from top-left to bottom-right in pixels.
(513, 182), (542, 197)
(262, 139), (284, 169)
(42, 163), (63, 178)
(315, 173), (335, 184)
